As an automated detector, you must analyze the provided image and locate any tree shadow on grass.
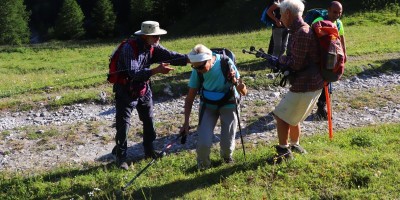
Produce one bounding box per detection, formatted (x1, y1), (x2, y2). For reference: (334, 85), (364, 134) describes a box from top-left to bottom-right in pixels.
(237, 112), (276, 137)
(127, 157), (267, 199)
(355, 58), (400, 77)
(0, 162), (115, 200)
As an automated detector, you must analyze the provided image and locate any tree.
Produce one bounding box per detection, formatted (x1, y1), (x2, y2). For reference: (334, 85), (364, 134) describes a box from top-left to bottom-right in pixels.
(54, 0), (85, 40)
(129, 0), (154, 32)
(89, 0), (116, 38)
(0, 0), (30, 45)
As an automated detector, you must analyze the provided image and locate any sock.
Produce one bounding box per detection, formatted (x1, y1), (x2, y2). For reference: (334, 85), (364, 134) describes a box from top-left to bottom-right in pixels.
(290, 141), (299, 146)
(279, 144), (289, 149)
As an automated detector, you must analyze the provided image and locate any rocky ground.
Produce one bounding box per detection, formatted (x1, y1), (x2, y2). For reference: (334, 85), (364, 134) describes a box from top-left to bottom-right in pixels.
(1, 71), (399, 173)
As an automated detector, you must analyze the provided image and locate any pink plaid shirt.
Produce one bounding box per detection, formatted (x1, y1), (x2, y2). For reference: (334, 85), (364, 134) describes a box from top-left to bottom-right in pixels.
(280, 17), (323, 92)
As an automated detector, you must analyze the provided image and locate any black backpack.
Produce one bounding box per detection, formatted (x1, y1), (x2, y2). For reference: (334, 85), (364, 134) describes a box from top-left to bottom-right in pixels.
(197, 48), (237, 107)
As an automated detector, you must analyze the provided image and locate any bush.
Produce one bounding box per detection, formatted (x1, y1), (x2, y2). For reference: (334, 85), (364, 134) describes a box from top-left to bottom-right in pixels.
(350, 134), (373, 147)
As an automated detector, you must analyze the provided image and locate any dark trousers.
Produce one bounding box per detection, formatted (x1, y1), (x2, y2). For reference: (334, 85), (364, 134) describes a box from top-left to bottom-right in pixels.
(268, 28), (289, 56)
(317, 87), (326, 108)
(114, 84), (156, 158)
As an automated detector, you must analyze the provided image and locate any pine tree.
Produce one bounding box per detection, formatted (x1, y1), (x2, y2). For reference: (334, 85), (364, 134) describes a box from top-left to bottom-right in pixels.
(90, 0), (116, 38)
(130, 0), (154, 30)
(0, 0), (30, 45)
(54, 0), (85, 40)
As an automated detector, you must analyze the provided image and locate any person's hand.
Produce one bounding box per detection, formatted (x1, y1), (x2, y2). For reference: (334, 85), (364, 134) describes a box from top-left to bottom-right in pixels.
(155, 63), (174, 74)
(179, 123), (190, 144)
(267, 55), (279, 68)
(227, 68), (237, 83)
(275, 20), (283, 27)
(236, 79), (247, 96)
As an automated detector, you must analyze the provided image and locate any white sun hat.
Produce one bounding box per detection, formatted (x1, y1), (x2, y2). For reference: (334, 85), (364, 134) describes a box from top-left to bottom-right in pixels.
(134, 21), (167, 35)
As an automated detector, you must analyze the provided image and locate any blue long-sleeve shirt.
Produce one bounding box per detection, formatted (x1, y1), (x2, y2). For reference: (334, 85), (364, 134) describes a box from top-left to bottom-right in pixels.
(117, 37), (188, 82)
(115, 37), (188, 98)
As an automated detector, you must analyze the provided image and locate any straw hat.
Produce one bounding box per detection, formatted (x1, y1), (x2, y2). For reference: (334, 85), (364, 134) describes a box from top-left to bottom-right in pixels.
(134, 21), (167, 35)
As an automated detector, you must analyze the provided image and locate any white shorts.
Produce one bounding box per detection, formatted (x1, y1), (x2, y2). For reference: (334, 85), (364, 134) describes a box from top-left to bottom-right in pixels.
(273, 89), (322, 126)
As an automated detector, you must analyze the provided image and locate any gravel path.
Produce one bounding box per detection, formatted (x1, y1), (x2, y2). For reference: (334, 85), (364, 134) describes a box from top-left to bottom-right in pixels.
(1, 72), (399, 173)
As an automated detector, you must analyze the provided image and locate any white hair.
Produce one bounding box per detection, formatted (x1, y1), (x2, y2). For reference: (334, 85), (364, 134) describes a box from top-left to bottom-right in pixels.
(190, 44), (212, 56)
(279, 0), (305, 16)
(187, 44), (213, 62)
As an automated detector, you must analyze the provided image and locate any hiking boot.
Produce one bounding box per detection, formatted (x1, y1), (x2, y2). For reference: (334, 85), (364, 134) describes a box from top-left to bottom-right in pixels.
(266, 145), (293, 165)
(197, 160), (211, 171)
(144, 150), (165, 159)
(290, 144), (307, 154)
(116, 157), (129, 170)
(315, 107), (328, 121)
(118, 161), (129, 170)
(223, 157), (234, 164)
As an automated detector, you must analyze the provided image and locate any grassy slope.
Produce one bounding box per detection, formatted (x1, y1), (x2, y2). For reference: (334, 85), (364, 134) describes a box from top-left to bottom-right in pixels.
(1, 16), (399, 111)
(1, 124), (399, 199)
(1, 1), (400, 199)
(1, 1), (400, 111)
(1, 19), (399, 111)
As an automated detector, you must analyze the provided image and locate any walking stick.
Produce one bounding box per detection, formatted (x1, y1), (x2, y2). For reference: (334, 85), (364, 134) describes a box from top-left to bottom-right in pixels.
(121, 135), (182, 191)
(235, 99), (246, 160)
(324, 82), (334, 140)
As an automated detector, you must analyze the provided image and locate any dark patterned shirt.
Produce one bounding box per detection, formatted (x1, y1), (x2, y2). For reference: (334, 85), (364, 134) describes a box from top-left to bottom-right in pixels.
(280, 16), (323, 92)
(116, 37), (188, 97)
(118, 37), (187, 81)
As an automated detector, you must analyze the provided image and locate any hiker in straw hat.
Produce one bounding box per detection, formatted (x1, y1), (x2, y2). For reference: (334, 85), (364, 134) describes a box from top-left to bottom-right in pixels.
(111, 21), (189, 170)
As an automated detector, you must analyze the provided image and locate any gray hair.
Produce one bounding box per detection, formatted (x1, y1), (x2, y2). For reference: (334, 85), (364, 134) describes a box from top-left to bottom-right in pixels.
(190, 44), (212, 56)
(187, 44), (213, 62)
(279, 0), (305, 16)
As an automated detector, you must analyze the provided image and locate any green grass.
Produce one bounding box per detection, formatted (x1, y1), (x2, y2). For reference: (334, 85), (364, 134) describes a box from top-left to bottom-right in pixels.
(1, 123), (399, 199)
(0, 6), (399, 111)
(1, 9), (399, 111)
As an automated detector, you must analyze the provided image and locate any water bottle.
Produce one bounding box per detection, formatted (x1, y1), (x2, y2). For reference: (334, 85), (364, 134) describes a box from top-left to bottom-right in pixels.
(326, 42), (337, 70)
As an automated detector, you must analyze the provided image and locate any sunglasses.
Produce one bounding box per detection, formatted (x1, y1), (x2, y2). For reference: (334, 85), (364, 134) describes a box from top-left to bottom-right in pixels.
(151, 35), (161, 39)
(191, 60), (208, 70)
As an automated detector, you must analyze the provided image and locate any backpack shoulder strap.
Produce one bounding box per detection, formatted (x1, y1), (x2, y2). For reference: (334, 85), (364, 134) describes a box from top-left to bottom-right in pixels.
(149, 46), (154, 58)
(220, 50), (231, 83)
(197, 52), (232, 88)
(126, 39), (139, 59)
(197, 71), (204, 88)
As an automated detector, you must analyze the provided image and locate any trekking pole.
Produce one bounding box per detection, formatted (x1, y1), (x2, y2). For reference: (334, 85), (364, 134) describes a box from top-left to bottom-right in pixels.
(235, 98), (246, 160)
(121, 135), (182, 191)
(226, 57), (246, 161)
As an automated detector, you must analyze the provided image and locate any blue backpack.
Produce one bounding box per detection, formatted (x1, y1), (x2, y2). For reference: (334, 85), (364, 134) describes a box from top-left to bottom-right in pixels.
(260, 0), (275, 27)
(304, 8), (328, 25)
